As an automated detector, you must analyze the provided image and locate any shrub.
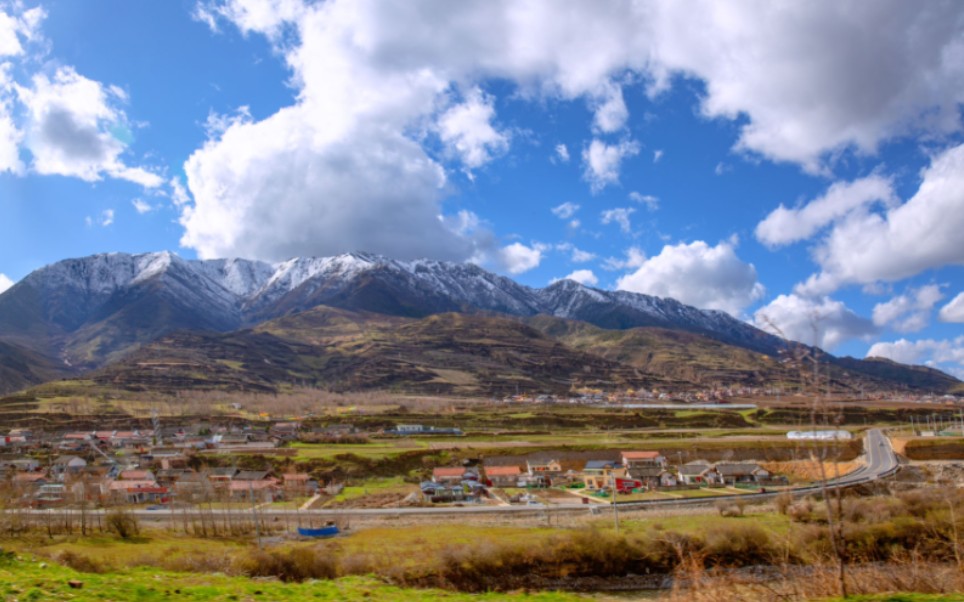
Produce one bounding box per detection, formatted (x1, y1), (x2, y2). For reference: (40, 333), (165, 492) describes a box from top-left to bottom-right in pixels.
(235, 547), (337, 582)
(703, 524), (775, 566)
(53, 550), (106, 573)
(774, 492), (793, 515)
(105, 510), (139, 539)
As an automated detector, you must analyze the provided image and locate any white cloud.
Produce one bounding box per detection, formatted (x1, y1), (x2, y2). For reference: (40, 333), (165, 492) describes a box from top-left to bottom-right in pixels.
(560, 269), (598, 287)
(0, 6), (42, 58)
(438, 87), (509, 171)
(582, 139), (639, 192)
(647, 2), (964, 171)
(0, 273), (13, 294)
(551, 201), (579, 219)
(568, 219), (580, 229)
(187, 0), (964, 262)
(86, 209), (114, 228)
(131, 198), (154, 214)
(497, 242), (544, 274)
(939, 292), (964, 323)
(591, 82), (628, 133)
(556, 242), (596, 263)
(754, 294), (877, 350)
(872, 284), (944, 333)
(628, 191), (659, 210)
(554, 143), (570, 163)
(617, 240), (764, 316)
(652, 149), (663, 163)
(16, 67), (162, 187)
(0, 64), (22, 174)
(798, 143), (964, 295)
(600, 207), (635, 234)
(602, 246), (646, 271)
(756, 175), (896, 248)
(571, 247), (596, 263)
(867, 337), (964, 377)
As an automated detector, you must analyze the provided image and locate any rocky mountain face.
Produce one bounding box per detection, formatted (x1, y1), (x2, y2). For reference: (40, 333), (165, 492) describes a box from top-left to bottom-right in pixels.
(0, 251), (957, 395)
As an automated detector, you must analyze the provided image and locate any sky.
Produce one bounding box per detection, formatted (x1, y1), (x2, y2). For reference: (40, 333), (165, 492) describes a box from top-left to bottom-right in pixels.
(0, 1), (963, 377)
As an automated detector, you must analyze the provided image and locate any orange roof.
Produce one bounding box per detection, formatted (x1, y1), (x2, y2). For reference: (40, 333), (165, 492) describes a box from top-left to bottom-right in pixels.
(283, 473), (309, 481)
(432, 467), (465, 477)
(485, 466), (521, 476)
(621, 451), (661, 459)
(14, 472), (46, 482)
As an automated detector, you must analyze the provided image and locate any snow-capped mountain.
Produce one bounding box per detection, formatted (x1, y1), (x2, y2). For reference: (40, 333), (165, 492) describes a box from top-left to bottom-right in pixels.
(0, 250), (782, 370)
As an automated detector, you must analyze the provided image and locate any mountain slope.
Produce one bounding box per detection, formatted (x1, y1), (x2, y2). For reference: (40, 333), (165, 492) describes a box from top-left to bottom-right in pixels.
(0, 251), (958, 395)
(0, 340), (66, 394)
(89, 308), (667, 396)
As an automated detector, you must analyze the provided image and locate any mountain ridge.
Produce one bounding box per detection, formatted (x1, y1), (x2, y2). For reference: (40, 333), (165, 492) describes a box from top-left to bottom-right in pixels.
(0, 251), (957, 395)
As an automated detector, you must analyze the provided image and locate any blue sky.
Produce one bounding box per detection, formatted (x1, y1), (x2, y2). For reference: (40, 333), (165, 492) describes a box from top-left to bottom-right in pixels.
(0, 1), (963, 376)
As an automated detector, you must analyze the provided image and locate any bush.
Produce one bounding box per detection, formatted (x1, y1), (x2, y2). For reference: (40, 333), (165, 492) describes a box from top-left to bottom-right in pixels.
(235, 547), (337, 582)
(703, 524), (775, 566)
(105, 510), (139, 539)
(774, 492), (793, 515)
(53, 550), (106, 573)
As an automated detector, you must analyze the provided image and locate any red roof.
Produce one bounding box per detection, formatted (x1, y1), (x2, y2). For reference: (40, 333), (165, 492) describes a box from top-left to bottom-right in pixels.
(485, 466), (521, 476)
(283, 473), (310, 481)
(432, 467), (465, 478)
(120, 470), (151, 480)
(14, 472), (46, 482)
(621, 451), (661, 460)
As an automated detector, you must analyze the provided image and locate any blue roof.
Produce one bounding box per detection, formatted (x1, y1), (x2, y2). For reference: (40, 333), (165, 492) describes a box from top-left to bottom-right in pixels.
(585, 460), (620, 470)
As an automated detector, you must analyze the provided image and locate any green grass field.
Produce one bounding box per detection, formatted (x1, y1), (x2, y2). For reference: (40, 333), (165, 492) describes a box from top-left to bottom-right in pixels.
(0, 554), (586, 601)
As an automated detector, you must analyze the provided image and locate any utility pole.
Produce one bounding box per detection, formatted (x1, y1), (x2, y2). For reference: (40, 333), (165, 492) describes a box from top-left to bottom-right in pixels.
(610, 470), (619, 532)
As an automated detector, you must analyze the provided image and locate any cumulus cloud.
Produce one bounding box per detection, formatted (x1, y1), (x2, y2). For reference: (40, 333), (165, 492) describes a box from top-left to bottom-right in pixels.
(437, 87), (509, 171)
(582, 139), (639, 192)
(629, 191), (659, 210)
(591, 82), (628, 133)
(497, 242), (544, 274)
(754, 294), (877, 350)
(652, 149), (663, 163)
(602, 246), (646, 271)
(600, 207), (635, 233)
(554, 143), (570, 163)
(131, 198), (154, 214)
(15, 67), (162, 187)
(617, 240), (764, 315)
(798, 143), (964, 295)
(551, 201), (579, 219)
(0, 273), (13, 294)
(939, 293), (964, 323)
(187, 0), (964, 262)
(85, 208), (114, 228)
(647, 2), (964, 170)
(867, 337), (964, 377)
(872, 284), (944, 332)
(556, 242), (595, 263)
(756, 175), (896, 247)
(559, 269), (598, 287)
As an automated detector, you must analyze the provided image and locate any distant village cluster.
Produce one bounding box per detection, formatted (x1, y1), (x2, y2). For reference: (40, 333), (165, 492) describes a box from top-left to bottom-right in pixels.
(504, 390), (963, 405)
(0, 421), (785, 510)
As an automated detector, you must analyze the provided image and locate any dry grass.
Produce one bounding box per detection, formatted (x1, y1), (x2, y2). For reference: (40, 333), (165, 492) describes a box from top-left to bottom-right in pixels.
(662, 559), (964, 601)
(762, 459), (863, 482)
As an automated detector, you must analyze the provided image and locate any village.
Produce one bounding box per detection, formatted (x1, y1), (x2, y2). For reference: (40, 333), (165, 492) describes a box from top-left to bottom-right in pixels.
(0, 420), (790, 511)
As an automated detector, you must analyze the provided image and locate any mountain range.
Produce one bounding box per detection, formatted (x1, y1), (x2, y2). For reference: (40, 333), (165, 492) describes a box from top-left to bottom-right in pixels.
(0, 251), (957, 396)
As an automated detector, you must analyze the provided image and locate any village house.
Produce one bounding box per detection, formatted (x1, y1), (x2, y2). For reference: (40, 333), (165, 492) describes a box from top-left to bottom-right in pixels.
(715, 463), (770, 485)
(51, 455), (88, 477)
(526, 458), (563, 477)
(631, 465), (678, 488)
(432, 467), (466, 484)
(229, 477), (281, 502)
(620, 450), (666, 469)
(281, 473), (315, 496)
(581, 461), (628, 490)
(677, 462), (723, 485)
(485, 465), (522, 487)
